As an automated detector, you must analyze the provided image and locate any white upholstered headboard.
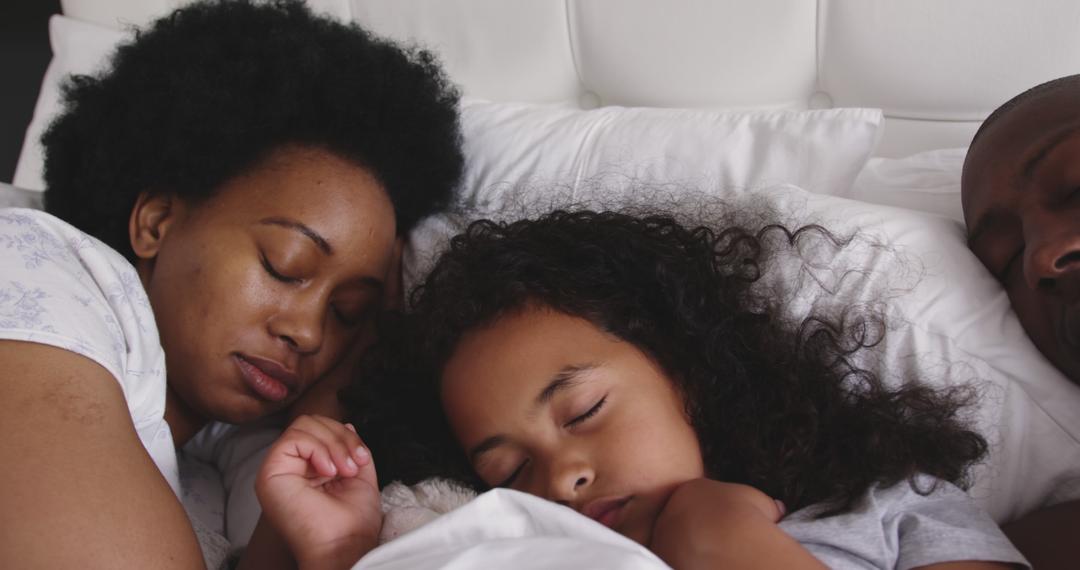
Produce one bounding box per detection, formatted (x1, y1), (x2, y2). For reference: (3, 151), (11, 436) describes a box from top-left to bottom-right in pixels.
(53, 0), (1080, 158)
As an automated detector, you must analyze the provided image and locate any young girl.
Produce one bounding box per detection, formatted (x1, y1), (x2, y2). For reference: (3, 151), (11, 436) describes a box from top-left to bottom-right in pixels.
(259, 209), (1027, 568)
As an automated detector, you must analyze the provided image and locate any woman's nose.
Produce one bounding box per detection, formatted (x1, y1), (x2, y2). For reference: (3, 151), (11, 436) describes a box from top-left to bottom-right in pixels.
(268, 298), (325, 353)
(1023, 213), (1080, 292)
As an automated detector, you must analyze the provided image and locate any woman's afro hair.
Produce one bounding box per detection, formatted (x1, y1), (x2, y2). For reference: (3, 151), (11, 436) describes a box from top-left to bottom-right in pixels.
(42, 0), (463, 258)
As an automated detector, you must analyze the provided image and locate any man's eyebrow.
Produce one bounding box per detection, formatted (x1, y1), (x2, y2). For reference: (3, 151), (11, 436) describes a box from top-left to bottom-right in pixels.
(467, 364), (598, 462)
(259, 217), (332, 255)
(1018, 125), (1080, 184)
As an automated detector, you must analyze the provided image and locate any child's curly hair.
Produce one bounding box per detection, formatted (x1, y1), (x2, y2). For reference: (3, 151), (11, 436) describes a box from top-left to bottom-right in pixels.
(42, 0), (462, 258)
(344, 209), (987, 516)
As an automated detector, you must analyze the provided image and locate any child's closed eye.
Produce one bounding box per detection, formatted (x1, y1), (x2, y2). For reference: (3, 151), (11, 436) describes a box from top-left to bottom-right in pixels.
(496, 460), (528, 488)
(564, 396), (607, 429)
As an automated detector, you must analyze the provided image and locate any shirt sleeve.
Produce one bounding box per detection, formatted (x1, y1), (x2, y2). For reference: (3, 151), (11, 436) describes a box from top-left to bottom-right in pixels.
(892, 477), (1030, 570)
(780, 475), (1029, 569)
(0, 208), (169, 454)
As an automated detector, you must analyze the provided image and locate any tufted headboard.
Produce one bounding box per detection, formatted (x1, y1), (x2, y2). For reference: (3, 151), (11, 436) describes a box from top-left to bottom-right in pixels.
(54, 0), (1080, 158)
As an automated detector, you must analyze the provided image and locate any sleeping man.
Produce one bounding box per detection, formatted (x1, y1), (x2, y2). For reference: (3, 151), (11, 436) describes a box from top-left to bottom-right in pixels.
(961, 73), (1080, 570)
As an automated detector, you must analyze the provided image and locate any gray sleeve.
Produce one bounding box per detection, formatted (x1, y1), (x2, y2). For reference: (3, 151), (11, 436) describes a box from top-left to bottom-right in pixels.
(892, 478), (1029, 570)
(779, 475), (1029, 570)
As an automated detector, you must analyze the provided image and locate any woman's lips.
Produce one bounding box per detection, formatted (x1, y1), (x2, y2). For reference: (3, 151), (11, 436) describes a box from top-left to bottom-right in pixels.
(581, 496), (632, 529)
(233, 354), (298, 402)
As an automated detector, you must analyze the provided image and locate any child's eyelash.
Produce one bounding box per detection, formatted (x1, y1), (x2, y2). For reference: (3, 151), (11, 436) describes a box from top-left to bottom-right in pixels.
(497, 461), (527, 488)
(565, 396), (607, 428)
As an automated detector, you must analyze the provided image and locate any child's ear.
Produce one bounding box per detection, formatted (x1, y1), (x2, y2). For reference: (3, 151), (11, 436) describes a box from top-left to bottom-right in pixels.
(129, 192), (178, 260)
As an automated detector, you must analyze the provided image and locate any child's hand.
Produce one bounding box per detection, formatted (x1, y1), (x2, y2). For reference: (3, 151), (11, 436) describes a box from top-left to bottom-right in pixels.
(649, 479), (823, 570)
(255, 415), (382, 569)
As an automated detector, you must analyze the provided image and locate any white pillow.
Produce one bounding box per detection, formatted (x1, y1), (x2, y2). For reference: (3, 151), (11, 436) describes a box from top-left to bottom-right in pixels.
(0, 182), (44, 209)
(14, 15), (129, 191)
(851, 147), (967, 222)
(406, 99), (883, 289)
(762, 188), (1080, 523)
(456, 99), (882, 214)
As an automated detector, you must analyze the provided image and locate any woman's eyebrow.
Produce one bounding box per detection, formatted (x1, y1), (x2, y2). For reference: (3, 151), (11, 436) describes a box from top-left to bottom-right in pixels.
(259, 216), (332, 255)
(468, 364), (599, 462)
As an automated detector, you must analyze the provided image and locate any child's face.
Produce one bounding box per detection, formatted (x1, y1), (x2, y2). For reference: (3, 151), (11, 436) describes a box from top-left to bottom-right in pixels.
(440, 306), (705, 546)
(962, 87), (1080, 384)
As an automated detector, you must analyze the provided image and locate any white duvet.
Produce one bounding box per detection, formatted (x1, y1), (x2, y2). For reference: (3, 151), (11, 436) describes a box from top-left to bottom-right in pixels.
(355, 489), (668, 570)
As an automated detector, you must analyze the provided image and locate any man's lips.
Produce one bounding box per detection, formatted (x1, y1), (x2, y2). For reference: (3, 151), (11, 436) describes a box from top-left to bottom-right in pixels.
(581, 496), (632, 529)
(234, 354), (299, 403)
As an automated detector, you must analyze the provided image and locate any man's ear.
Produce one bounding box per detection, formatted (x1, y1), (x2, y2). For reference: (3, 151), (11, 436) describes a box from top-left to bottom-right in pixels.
(129, 192), (178, 260)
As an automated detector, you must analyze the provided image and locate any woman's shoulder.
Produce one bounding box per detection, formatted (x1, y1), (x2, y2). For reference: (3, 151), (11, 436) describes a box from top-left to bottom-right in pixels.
(0, 207), (166, 425)
(0, 207), (146, 301)
(0, 207), (131, 269)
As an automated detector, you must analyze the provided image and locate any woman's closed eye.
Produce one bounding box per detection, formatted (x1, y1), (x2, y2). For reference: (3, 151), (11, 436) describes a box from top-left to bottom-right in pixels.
(261, 252), (301, 284)
(330, 303), (372, 328)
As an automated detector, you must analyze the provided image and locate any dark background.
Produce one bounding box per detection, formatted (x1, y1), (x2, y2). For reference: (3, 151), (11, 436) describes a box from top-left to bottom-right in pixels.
(2, 0), (61, 184)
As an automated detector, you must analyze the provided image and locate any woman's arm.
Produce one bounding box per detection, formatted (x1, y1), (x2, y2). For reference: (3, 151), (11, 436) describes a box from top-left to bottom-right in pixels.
(649, 479), (826, 570)
(0, 340), (205, 568)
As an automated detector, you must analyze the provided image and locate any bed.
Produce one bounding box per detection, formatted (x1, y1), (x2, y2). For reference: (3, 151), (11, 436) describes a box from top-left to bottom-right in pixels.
(8, 0), (1080, 568)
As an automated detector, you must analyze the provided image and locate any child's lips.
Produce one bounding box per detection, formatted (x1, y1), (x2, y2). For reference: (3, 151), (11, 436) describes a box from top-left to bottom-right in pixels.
(581, 496), (632, 528)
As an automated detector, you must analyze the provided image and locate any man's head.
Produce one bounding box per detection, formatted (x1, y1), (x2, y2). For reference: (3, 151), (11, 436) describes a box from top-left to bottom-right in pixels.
(962, 74), (1080, 384)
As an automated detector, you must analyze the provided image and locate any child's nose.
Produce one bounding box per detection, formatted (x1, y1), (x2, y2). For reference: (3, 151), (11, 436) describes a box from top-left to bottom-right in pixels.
(543, 457), (594, 505)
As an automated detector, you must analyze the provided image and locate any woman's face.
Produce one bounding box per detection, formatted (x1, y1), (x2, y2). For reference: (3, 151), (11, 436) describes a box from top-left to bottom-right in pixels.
(133, 145), (397, 426)
(441, 306), (705, 546)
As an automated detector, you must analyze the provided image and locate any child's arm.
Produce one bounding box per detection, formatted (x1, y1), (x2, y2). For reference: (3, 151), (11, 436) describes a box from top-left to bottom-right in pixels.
(238, 415), (382, 570)
(649, 478), (826, 570)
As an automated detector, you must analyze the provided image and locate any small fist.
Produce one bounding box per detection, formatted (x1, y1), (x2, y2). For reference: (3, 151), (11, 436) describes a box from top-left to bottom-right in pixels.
(256, 415), (382, 568)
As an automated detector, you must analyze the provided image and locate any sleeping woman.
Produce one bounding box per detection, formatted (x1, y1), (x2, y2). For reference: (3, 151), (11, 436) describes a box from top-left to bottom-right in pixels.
(0, 0), (461, 567)
(252, 209), (1029, 568)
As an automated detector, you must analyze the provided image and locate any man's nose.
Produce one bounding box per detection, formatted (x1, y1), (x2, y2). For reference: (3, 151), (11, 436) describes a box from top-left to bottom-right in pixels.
(1023, 212), (1080, 292)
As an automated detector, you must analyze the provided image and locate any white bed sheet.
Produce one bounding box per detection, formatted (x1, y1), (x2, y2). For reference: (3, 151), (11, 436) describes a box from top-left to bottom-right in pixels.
(356, 489), (667, 570)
